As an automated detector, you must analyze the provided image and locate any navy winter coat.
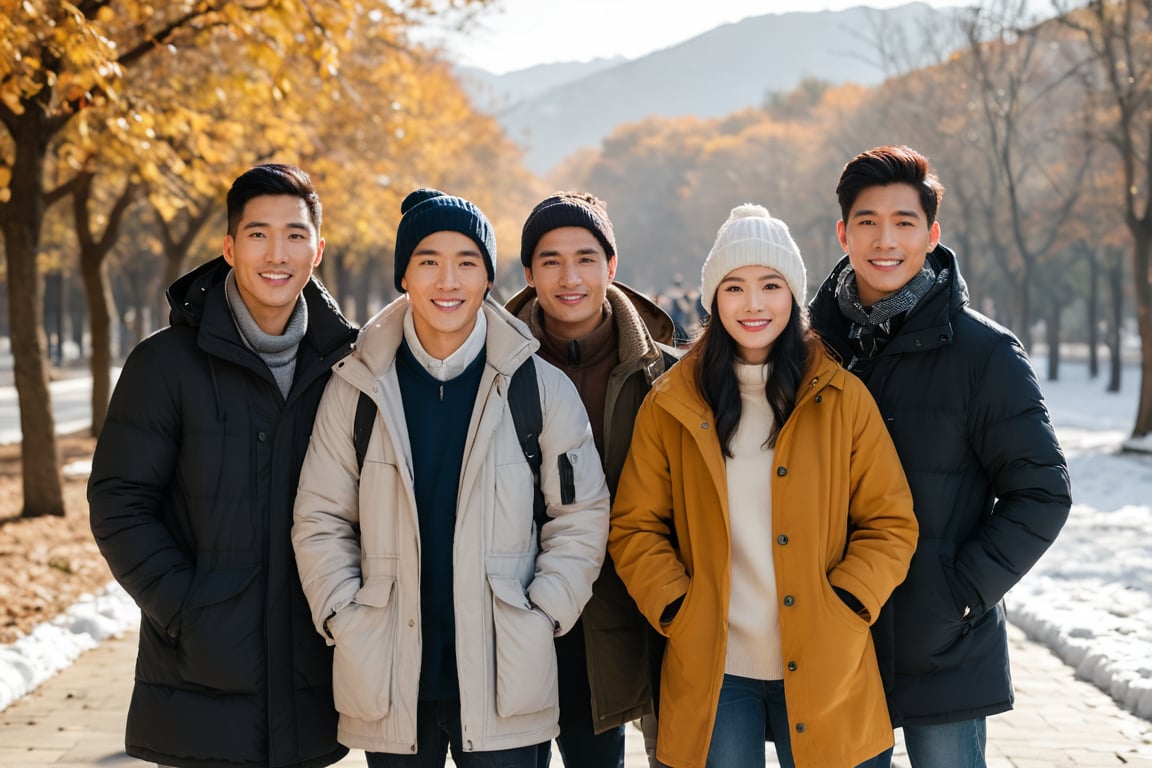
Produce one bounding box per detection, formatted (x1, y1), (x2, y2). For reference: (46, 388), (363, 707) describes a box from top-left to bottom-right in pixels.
(89, 256), (356, 768)
(809, 245), (1071, 725)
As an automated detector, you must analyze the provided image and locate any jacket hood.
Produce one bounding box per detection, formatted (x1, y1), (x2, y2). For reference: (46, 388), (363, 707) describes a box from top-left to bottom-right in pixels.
(165, 255), (357, 356)
(810, 244), (970, 360)
(505, 281), (676, 346)
(166, 256), (229, 328)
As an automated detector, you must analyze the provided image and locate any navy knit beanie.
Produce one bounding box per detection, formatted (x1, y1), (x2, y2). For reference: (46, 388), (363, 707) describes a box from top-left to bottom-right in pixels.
(520, 191), (617, 267)
(394, 188), (497, 293)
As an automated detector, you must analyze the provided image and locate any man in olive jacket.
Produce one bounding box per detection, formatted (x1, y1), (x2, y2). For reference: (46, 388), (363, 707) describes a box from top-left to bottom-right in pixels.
(809, 145), (1072, 768)
(89, 164), (355, 768)
(506, 191), (678, 768)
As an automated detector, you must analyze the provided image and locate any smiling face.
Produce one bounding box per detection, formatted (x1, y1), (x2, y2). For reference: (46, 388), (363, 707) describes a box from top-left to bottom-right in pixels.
(837, 183), (941, 306)
(525, 226), (617, 340)
(401, 230), (492, 359)
(715, 265), (794, 364)
(222, 194), (324, 335)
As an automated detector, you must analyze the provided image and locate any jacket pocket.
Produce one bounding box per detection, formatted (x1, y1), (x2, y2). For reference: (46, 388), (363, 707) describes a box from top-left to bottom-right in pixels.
(893, 542), (968, 673)
(822, 578), (869, 633)
(177, 565), (263, 693)
(489, 576), (557, 718)
(330, 576), (397, 720)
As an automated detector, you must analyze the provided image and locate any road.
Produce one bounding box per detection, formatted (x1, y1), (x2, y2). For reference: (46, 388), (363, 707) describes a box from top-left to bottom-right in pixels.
(0, 367), (120, 445)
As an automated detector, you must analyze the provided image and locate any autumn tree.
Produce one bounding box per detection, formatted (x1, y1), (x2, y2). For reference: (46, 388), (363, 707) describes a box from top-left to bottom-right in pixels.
(0, 0), (492, 516)
(1057, 0), (1152, 437)
(957, 1), (1093, 352)
(574, 117), (714, 291)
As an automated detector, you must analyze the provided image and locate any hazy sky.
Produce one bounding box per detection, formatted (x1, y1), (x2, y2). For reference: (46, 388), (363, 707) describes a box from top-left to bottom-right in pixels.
(428, 0), (1055, 74)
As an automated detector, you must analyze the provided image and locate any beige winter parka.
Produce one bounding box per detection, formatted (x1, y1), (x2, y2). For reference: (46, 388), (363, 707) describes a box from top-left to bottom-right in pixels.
(292, 296), (610, 755)
(610, 346), (918, 768)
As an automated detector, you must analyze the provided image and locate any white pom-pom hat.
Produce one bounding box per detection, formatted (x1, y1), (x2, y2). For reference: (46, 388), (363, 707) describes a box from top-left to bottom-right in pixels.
(699, 203), (807, 313)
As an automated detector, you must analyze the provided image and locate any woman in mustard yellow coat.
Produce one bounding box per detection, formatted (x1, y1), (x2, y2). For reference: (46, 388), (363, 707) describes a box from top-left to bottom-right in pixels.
(610, 205), (917, 768)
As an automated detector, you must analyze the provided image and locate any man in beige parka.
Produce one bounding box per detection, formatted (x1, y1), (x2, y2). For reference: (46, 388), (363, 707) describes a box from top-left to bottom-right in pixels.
(292, 189), (610, 768)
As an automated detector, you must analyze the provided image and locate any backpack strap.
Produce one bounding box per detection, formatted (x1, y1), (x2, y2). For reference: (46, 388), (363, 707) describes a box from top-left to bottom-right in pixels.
(508, 357), (548, 534)
(353, 390), (375, 472)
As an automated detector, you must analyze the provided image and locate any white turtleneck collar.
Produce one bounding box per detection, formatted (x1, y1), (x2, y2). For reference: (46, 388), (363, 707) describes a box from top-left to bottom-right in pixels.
(401, 304), (488, 382)
(734, 360), (770, 393)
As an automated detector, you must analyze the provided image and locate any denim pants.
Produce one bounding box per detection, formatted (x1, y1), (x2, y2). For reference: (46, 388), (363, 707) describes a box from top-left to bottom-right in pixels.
(365, 699), (544, 768)
(539, 624), (626, 768)
(901, 718), (987, 768)
(705, 674), (893, 768)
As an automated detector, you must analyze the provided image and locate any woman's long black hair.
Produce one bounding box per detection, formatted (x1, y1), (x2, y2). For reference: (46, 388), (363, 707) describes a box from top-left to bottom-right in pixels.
(692, 297), (819, 457)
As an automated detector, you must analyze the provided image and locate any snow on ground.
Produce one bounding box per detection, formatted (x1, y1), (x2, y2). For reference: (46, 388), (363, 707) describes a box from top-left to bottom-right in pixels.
(0, 580), (138, 712)
(0, 359), (1148, 720)
(1007, 358), (1152, 720)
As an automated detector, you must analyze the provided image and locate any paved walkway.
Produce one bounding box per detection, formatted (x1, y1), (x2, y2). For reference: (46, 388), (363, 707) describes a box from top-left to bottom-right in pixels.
(1, 624), (1149, 767)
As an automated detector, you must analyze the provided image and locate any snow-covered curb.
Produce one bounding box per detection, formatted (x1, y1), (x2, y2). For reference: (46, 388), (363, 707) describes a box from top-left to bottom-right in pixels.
(1010, 580), (1152, 720)
(0, 580), (139, 712)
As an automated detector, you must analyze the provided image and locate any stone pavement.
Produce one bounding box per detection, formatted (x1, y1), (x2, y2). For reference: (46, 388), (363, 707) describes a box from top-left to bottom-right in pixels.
(1, 624), (1149, 767)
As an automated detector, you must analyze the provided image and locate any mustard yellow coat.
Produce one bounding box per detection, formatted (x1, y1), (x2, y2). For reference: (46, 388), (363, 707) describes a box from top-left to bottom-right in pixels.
(610, 347), (917, 768)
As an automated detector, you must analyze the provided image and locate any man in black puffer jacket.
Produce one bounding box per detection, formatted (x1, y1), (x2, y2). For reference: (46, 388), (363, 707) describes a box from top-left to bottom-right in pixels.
(809, 145), (1071, 768)
(89, 164), (355, 768)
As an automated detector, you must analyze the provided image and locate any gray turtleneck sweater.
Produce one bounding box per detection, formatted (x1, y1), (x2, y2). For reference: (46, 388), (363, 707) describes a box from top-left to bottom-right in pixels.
(225, 270), (308, 399)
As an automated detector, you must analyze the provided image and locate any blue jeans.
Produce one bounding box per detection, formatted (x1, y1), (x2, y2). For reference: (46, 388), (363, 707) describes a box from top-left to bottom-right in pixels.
(366, 699), (544, 768)
(539, 624), (625, 768)
(705, 675), (892, 768)
(902, 719), (987, 768)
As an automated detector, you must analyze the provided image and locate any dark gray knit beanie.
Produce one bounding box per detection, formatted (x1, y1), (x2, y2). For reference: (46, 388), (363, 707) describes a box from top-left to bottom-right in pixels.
(520, 192), (617, 267)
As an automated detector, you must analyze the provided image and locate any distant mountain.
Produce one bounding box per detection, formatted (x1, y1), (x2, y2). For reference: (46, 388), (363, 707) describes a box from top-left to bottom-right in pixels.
(464, 3), (961, 174)
(455, 57), (627, 116)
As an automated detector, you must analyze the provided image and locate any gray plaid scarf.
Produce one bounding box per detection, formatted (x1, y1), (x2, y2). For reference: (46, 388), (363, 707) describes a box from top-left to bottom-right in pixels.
(835, 263), (944, 358)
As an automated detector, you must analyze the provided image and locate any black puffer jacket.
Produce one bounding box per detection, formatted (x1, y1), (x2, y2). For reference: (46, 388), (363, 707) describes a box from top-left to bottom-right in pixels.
(809, 245), (1071, 726)
(89, 256), (356, 768)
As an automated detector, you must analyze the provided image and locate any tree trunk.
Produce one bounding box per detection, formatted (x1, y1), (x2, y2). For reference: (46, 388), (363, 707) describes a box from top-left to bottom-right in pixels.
(1132, 231), (1152, 436)
(354, 255), (372, 322)
(0, 110), (64, 517)
(1107, 255), (1123, 394)
(1087, 249), (1099, 378)
(74, 172), (138, 436)
(1046, 300), (1061, 381)
(79, 256), (114, 436)
(1018, 264), (1033, 353)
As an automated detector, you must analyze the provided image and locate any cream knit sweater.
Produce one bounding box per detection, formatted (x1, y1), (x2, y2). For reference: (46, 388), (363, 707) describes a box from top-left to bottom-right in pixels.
(724, 362), (784, 680)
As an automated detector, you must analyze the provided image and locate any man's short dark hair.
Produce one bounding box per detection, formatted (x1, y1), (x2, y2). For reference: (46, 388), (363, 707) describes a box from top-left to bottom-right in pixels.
(226, 163), (322, 237)
(836, 145), (945, 224)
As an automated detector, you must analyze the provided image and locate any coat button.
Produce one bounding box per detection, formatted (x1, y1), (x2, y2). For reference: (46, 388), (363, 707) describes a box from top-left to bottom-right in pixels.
(257, 432), (266, 442)
(777, 534), (788, 545)
(939, 334), (949, 342)
(408, 619), (415, 627)
(787, 661), (797, 671)
(914, 339), (923, 348)
(701, 421), (710, 429)
(796, 723), (806, 734)
(815, 394), (823, 403)
(777, 466), (787, 477)
(783, 595), (795, 607)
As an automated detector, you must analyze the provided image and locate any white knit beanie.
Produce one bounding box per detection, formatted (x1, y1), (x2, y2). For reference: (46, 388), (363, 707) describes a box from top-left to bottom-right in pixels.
(699, 204), (807, 314)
